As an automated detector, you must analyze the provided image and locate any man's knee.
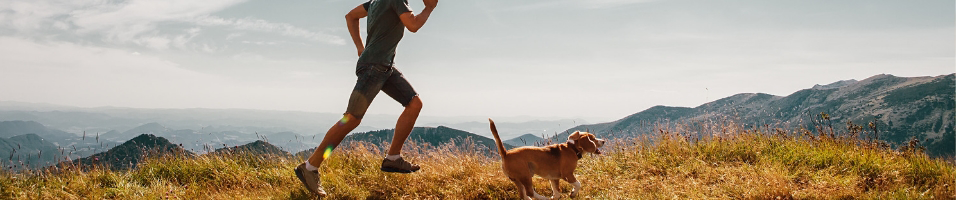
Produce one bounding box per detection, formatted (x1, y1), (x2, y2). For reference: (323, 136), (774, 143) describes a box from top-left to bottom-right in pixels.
(407, 96), (423, 110)
(339, 113), (363, 126)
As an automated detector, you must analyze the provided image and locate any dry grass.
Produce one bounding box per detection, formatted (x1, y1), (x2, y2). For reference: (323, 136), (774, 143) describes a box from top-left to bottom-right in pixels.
(0, 120), (953, 199)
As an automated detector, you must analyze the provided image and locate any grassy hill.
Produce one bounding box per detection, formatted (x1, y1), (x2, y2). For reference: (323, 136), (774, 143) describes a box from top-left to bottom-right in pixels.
(0, 134), (61, 169)
(0, 119), (952, 199)
(0, 121), (118, 169)
(70, 134), (194, 170)
(213, 140), (290, 156)
(556, 74), (955, 157)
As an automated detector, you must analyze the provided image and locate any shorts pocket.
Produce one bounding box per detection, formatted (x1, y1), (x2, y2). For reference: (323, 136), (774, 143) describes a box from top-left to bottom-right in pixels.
(355, 64), (391, 76)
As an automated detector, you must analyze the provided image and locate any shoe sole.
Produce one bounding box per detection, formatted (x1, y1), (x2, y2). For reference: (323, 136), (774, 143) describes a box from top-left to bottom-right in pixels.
(380, 167), (418, 173)
(294, 167), (321, 196)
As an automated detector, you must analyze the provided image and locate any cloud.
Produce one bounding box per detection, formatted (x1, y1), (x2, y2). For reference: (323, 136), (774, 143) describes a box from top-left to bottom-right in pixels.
(0, 37), (204, 78)
(193, 15), (345, 45)
(0, 36), (330, 109)
(0, 0), (344, 49)
(69, 0), (246, 33)
(500, 0), (656, 11)
(576, 0), (658, 8)
(172, 27), (201, 50)
(134, 36), (172, 50)
(0, 0), (245, 51)
(0, 1), (89, 33)
(68, 0), (246, 50)
(225, 32), (243, 40)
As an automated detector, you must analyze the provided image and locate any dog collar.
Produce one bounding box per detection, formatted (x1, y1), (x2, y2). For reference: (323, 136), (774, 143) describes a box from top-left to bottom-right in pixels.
(566, 141), (583, 159)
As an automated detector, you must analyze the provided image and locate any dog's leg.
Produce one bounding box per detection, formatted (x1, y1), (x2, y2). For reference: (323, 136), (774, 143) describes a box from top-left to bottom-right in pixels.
(564, 176), (581, 198)
(569, 181), (581, 198)
(531, 190), (549, 200)
(549, 179), (562, 199)
(520, 177), (548, 200)
(511, 178), (530, 200)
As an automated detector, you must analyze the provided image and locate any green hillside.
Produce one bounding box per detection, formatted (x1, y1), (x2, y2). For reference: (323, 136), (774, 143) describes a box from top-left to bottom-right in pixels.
(0, 119), (952, 199)
(0, 121), (119, 169)
(71, 134), (194, 170)
(213, 140), (289, 156)
(557, 74), (955, 157)
(0, 134), (60, 169)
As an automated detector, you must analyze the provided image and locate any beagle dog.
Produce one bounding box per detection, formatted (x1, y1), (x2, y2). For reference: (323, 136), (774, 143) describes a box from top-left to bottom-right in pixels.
(489, 119), (606, 199)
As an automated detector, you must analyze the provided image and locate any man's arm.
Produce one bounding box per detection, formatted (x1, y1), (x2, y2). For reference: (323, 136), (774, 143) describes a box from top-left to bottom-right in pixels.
(398, 0), (437, 33)
(346, 5), (368, 56)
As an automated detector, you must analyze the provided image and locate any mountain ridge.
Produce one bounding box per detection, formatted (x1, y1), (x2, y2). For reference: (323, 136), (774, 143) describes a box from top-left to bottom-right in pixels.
(555, 73), (955, 156)
(296, 126), (516, 158)
(503, 134), (545, 147)
(213, 140), (290, 156)
(72, 134), (193, 170)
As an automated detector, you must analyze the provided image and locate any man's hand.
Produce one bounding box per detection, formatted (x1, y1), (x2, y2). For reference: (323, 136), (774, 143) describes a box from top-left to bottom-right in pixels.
(424, 0), (437, 9)
(357, 46), (364, 57)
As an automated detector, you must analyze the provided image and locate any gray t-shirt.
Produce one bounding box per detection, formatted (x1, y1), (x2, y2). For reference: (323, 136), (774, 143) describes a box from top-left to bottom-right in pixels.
(358, 0), (412, 66)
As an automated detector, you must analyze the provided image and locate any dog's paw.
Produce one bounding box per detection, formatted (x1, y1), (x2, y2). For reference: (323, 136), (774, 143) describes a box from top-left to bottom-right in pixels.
(569, 191), (578, 198)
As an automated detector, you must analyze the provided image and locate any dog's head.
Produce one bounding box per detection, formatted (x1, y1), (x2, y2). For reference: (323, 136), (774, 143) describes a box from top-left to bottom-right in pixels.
(567, 131), (606, 155)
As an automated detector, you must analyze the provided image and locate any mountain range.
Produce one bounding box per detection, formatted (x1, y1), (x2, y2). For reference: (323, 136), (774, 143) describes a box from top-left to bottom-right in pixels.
(0, 121), (117, 169)
(0, 73), (952, 171)
(296, 126), (516, 158)
(423, 119), (586, 142)
(553, 74), (954, 156)
(0, 102), (577, 139)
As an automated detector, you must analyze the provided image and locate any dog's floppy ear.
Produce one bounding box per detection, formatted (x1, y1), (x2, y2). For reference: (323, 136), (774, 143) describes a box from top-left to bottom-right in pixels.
(568, 131), (582, 143)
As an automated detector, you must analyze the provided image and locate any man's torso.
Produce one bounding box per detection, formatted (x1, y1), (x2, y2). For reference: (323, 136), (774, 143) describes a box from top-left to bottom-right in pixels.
(358, 0), (411, 66)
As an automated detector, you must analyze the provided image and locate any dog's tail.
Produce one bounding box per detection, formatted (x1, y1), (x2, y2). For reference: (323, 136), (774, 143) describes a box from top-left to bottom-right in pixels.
(489, 118), (507, 158)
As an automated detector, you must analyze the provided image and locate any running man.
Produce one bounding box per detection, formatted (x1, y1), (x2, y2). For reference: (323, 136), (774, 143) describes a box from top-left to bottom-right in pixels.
(295, 0), (438, 197)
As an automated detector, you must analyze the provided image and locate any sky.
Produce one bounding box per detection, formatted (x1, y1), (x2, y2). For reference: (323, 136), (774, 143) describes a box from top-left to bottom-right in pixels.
(0, 0), (953, 123)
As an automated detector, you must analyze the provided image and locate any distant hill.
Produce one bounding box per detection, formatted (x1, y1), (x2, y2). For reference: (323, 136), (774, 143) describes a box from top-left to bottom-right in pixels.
(556, 74), (955, 157)
(101, 122), (249, 154)
(0, 103), (355, 137)
(0, 134), (61, 169)
(0, 121), (114, 169)
(424, 119), (586, 141)
(0, 121), (74, 144)
(72, 134), (194, 170)
(213, 140), (289, 156)
(296, 126), (515, 157)
(264, 131), (320, 153)
(503, 134), (545, 147)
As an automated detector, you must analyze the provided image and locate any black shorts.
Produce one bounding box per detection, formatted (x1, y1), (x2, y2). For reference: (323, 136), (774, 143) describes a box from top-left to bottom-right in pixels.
(345, 63), (418, 119)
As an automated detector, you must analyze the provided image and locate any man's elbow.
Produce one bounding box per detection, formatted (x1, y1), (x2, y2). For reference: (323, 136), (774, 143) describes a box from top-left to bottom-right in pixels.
(406, 26), (421, 33)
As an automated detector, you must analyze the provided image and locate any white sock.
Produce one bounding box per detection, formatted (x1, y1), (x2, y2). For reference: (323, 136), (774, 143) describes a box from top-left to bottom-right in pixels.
(385, 154), (401, 161)
(305, 162), (318, 171)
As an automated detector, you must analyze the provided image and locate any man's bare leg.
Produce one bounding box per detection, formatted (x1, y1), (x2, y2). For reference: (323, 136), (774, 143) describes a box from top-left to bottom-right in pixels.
(388, 96), (422, 155)
(296, 113), (361, 196)
(308, 113), (362, 167)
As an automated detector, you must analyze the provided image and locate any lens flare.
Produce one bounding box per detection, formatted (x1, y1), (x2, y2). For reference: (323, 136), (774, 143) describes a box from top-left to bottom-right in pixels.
(337, 116), (350, 126)
(323, 145), (334, 159)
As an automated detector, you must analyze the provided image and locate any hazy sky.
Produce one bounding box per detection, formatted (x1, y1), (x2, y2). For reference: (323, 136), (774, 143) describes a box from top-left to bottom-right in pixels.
(0, 0), (953, 123)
